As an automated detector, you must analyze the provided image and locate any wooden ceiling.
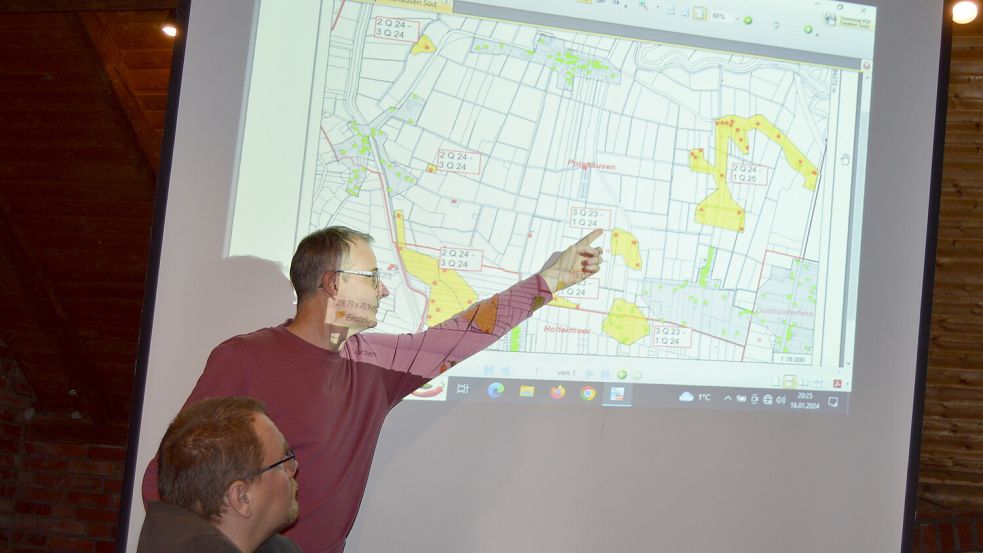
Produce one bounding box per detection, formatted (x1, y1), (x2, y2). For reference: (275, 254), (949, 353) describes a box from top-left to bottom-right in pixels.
(0, 0), (982, 511)
(0, 1), (175, 441)
(920, 13), (983, 511)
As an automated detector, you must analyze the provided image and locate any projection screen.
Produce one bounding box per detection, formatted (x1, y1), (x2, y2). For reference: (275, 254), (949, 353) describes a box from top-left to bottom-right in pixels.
(119, 0), (948, 551)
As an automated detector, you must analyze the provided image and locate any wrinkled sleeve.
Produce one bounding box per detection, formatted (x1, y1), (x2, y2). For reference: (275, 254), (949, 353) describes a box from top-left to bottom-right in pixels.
(141, 342), (248, 505)
(349, 275), (552, 401)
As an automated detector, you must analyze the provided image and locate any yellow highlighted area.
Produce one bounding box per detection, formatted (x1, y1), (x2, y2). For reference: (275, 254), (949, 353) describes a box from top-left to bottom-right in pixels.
(610, 228), (643, 270)
(395, 210), (477, 326)
(602, 299), (650, 346)
(411, 35), (437, 55)
(548, 296), (578, 309)
(689, 114), (819, 233)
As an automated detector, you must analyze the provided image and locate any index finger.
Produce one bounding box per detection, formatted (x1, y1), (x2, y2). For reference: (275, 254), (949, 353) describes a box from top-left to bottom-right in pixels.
(575, 228), (604, 247)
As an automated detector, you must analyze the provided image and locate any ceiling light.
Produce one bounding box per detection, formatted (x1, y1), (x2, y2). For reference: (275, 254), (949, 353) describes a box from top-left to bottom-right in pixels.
(953, 0), (979, 24)
(162, 9), (178, 37)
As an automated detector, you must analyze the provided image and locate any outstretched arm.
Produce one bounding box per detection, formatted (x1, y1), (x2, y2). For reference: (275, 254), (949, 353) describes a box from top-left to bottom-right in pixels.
(351, 231), (605, 386)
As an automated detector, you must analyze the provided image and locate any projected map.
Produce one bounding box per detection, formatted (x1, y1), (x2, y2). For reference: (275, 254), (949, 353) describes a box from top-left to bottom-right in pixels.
(294, 0), (860, 371)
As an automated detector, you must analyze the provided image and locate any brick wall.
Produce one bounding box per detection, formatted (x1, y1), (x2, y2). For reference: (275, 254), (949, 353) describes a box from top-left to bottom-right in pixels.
(0, 341), (127, 553)
(14, 441), (125, 553)
(915, 511), (983, 553)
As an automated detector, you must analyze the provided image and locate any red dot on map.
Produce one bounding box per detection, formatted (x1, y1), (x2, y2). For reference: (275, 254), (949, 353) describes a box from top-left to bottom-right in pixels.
(812, 170), (818, 175)
(432, 280), (438, 285)
(635, 263), (641, 267)
(436, 308), (441, 312)
(441, 268), (447, 273)
(632, 240), (637, 245)
(430, 299), (435, 304)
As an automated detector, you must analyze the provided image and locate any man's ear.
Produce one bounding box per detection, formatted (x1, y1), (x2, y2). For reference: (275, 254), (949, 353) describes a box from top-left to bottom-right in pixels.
(225, 480), (253, 519)
(320, 271), (339, 298)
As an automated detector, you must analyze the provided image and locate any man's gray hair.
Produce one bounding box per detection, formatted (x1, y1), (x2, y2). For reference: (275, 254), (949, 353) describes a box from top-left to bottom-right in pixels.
(289, 226), (374, 302)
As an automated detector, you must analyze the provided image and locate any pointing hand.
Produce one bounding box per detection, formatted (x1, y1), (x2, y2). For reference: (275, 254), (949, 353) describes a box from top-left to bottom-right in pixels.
(537, 229), (605, 294)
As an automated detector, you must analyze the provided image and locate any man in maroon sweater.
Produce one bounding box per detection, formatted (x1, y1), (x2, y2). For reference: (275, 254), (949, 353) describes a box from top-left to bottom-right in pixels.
(144, 226), (603, 553)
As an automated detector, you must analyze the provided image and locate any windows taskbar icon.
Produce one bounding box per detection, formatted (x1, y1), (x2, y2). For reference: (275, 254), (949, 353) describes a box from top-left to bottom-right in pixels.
(487, 382), (505, 399)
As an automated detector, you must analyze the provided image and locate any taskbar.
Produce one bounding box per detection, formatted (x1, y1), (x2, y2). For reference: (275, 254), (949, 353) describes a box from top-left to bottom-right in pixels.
(434, 376), (850, 413)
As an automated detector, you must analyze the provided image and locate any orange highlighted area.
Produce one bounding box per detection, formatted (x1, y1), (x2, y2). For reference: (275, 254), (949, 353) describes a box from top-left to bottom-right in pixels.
(610, 228), (643, 270)
(395, 210), (477, 326)
(689, 115), (819, 233)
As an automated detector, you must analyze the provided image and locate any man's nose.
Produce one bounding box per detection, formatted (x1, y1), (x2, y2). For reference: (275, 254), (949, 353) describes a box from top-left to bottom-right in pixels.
(378, 281), (390, 298)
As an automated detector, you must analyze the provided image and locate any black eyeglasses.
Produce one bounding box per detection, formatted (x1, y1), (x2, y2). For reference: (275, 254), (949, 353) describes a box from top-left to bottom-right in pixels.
(330, 268), (381, 288)
(240, 448), (297, 481)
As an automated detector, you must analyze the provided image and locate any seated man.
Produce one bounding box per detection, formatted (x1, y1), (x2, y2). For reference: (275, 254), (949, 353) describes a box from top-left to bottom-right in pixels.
(138, 397), (300, 553)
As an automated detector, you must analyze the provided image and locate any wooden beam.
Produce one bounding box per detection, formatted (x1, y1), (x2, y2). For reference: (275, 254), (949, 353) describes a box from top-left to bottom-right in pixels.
(79, 12), (163, 170)
(0, 0), (176, 12)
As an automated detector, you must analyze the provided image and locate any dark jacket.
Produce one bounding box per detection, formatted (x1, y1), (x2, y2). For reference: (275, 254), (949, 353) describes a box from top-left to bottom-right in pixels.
(137, 501), (301, 553)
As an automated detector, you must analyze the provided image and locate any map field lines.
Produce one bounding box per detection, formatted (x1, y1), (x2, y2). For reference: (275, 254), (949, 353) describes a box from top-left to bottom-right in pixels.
(300, 0), (859, 371)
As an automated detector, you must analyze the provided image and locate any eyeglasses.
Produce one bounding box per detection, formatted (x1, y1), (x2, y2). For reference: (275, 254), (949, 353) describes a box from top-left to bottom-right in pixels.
(331, 268), (381, 288)
(240, 448), (297, 481)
